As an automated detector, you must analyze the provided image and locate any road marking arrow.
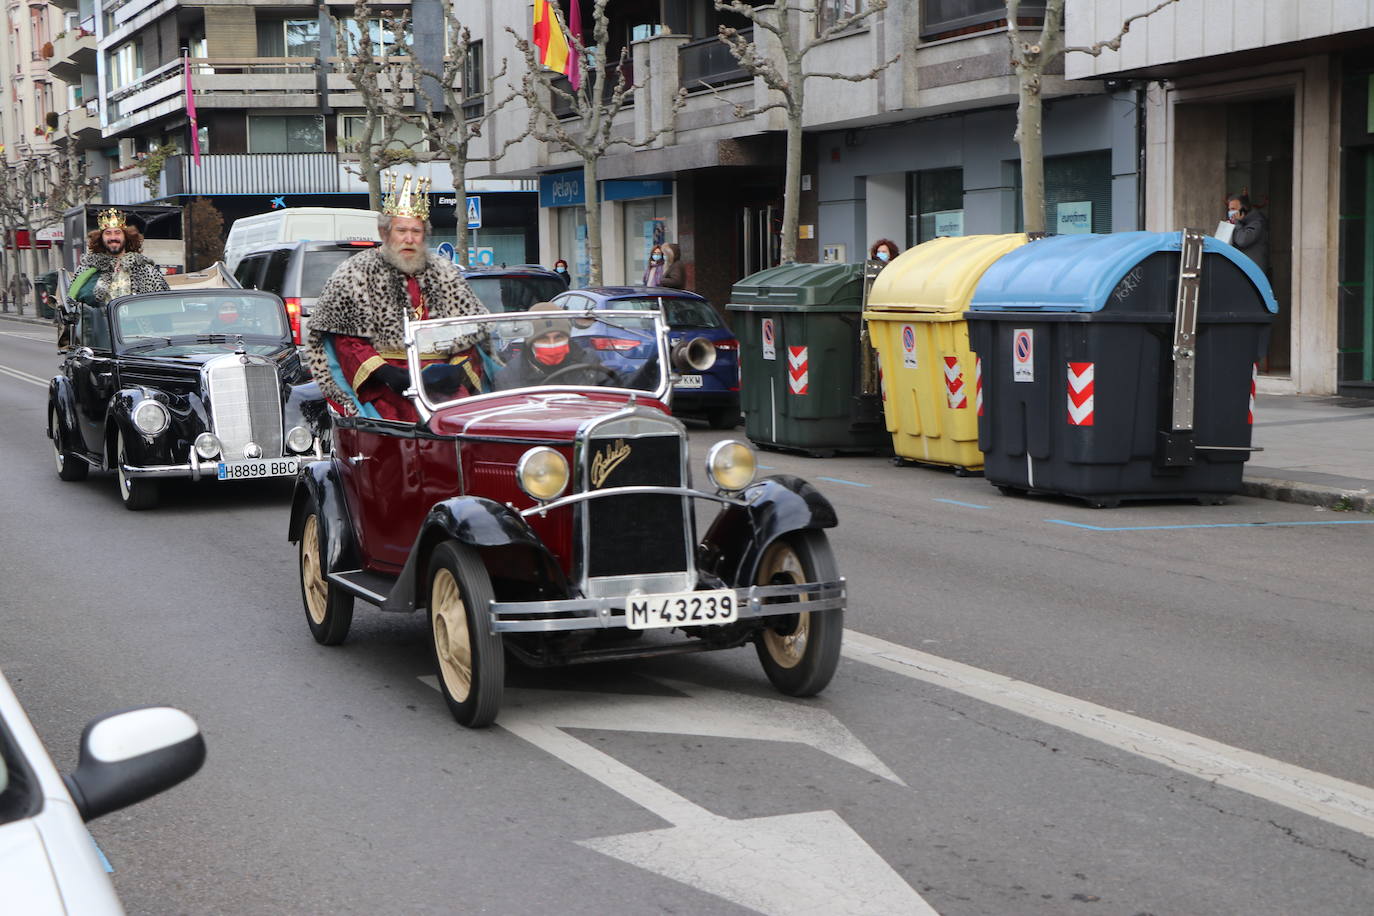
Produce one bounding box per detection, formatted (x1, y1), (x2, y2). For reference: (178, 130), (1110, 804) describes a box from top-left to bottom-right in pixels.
(419, 676), (932, 914)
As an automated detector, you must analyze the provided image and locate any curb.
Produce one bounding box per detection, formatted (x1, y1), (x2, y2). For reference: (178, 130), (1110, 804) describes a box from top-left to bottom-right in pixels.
(1240, 476), (1374, 513)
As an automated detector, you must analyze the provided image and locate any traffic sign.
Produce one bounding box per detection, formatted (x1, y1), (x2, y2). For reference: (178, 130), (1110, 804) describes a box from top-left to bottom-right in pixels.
(466, 196), (481, 230)
(435, 242), (457, 262)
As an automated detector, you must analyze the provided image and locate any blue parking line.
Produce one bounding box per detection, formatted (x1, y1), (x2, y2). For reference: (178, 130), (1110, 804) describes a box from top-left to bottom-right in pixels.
(757, 464), (775, 470)
(91, 835), (113, 873)
(817, 476), (870, 488)
(1047, 518), (1374, 532)
(933, 498), (990, 509)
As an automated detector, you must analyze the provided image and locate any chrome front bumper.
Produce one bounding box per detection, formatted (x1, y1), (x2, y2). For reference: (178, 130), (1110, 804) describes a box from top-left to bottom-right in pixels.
(486, 577), (846, 634)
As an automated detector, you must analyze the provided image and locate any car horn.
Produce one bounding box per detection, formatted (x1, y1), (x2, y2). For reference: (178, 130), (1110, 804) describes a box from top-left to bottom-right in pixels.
(671, 336), (717, 372)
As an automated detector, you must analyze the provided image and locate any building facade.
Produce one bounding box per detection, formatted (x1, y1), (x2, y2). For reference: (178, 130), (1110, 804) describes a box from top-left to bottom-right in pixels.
(1067, 0), (1374, 397)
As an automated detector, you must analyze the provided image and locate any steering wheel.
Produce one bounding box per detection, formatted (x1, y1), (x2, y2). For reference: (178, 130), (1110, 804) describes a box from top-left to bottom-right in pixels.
(541, 362), (620, 385)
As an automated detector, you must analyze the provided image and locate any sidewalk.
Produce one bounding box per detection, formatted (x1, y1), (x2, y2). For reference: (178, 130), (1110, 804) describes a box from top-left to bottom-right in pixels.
(3, 310), (1371, 510)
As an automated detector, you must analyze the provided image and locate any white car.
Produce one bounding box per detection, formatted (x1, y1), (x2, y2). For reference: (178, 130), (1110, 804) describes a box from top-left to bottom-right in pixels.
(0, 670), (204, 914)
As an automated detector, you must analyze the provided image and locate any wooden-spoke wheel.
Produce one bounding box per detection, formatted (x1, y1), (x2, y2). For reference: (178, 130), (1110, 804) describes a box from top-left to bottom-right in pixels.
(428, 541), (504, 728)
(753, 530), (844, 697)
(299, 505), (353, 645)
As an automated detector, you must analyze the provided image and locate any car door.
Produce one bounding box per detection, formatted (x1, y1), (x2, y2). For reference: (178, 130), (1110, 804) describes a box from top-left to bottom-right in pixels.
(68, 305), (117, 457)
(333, 419), (431, 573)
(233, 255), (265, 289)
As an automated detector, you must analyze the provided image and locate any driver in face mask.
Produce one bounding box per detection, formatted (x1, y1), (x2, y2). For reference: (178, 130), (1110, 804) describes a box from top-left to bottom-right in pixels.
(494, 302), (623, 390)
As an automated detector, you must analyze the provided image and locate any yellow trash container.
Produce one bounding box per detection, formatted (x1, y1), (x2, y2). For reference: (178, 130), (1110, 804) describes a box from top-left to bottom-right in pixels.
(864, 234), (1028, 471)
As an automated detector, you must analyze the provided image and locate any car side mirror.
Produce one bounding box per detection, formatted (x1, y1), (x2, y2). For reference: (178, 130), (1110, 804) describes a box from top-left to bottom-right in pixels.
(62, 706), (206, 822)
(59, 302), (80, 325)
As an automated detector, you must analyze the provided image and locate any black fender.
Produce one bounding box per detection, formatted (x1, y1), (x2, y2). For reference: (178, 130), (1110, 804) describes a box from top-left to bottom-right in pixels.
(285, 381), (329, 444)
(381, 496), (567, 614)
(106, 389), (180, 468)
(287, 459), (361, 577)
(47, 376), (84, 457)
(699, 474), (838, 587)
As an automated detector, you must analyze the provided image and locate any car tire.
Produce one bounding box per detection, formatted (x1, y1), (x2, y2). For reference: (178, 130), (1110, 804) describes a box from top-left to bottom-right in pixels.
(299, 497), (353, 645)
(50, 405), (87, 481)
(753, 530), (843, 697)
(706, 406), (741, 430)
(427, 541), (504, 728)
(115, 429), (158, 510)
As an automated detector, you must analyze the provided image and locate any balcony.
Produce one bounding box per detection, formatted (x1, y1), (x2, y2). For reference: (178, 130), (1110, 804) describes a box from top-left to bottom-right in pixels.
(54, 102), (102, 148)
(550, 62), (636, 120)
(678, 29), (752, 91)
(48, 26), (96, 83)
(106, 58), (318, 136)
(106, 153), (343, 203)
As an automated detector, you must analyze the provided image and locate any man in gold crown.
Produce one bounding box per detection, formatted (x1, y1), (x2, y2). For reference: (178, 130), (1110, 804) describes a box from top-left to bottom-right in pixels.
(69, 208), (170, 307)
(306, 174), (488, 421)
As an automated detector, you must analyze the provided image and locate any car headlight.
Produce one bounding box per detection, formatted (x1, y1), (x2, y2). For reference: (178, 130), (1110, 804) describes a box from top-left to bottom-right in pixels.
(285, 425), (314, 454)
(516, 447), (569, 502)
(131, 399), (169, 436)
(706, 440), (756, 492)
(194, 432), (222, 460)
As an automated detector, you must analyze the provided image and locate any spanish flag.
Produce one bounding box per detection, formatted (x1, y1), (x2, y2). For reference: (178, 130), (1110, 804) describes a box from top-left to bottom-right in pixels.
(533, 0), (572, 77)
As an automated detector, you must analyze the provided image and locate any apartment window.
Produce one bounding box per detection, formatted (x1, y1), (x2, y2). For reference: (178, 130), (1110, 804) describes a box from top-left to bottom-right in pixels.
(340, 17), (411, 56)
(339, 114), (427, 154)
(921, 0), (1045, 41)
(30, 6), (49, 60)
(461, 40), (484, 119)
(248, 115), (325, 153)
(108, 41), (143, 90)
(817, 0), (862, 36)
(907, 168), (964, 246)
(257, 19), (320, 58)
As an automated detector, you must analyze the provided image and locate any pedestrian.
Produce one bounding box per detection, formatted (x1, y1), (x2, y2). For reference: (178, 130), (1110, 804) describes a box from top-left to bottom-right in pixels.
(659, 242), (686, 290)
(68, 210), (170, 306)
(1226, 194), (1268, 275)
(868, 238), (900, 269)
(306, 173), (489, 421)
(642, 244), (666, 286)
(552, 258), (571, 286)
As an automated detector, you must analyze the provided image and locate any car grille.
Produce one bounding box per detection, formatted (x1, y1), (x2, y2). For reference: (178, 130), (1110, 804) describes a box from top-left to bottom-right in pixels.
(206, 356), (283, 458)
(584, 432), (688, 578)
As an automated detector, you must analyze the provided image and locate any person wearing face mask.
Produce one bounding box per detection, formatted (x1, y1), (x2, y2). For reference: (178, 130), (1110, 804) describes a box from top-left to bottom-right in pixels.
(658, 242), (686, 289)
(1226, 194), (1268, 275)
(868, 238), (900, 269)
(642, 244), (667, 286)
(552, 259), (571, 286)
(495, 303), (660, 391)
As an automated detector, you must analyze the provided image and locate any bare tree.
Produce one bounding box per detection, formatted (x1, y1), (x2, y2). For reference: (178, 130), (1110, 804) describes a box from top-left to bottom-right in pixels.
(402, 0), (528, 264)
(712, 0), (894, 264)
(510, 0), (684, 285)
(0, 157), (55, 314)
(1009, 0), (1181, 233)
(336, 0), (425, 209)
(48, 126), (99, 214)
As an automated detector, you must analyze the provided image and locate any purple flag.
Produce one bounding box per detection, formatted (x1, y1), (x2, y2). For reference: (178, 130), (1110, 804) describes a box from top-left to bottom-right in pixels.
(568, 0), (583, 91)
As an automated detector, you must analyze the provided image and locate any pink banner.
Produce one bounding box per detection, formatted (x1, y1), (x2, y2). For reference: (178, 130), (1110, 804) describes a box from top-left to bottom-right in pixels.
(184, 54), (200, 166)
(568, 0), (582, 91)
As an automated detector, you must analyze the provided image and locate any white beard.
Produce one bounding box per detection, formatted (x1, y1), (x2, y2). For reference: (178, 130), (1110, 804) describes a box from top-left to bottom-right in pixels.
(381, 243), (428, 276)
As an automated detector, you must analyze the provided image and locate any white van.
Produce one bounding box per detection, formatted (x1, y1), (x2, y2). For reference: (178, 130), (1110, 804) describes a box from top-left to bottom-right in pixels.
(223, 207), (379, 272)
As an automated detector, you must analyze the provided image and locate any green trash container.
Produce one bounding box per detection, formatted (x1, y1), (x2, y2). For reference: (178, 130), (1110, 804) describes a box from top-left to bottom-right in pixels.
(727, 263), (888, 457)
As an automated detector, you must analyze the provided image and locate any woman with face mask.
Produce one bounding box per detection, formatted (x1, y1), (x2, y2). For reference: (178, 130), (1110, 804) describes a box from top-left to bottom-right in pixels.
(658, 242), (686, 290)
(643, 244), (666, 286)
(552, 259), (570, 285)
(868, 238), (900, 269)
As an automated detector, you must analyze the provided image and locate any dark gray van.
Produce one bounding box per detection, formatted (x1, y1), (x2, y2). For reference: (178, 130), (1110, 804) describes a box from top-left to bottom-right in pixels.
(233, 240), (380, 344)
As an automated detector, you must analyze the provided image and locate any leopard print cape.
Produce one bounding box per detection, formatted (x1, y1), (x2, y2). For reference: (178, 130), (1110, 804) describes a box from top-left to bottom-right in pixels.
(77, 252), (170, 302)
(305, 248), (488, 416)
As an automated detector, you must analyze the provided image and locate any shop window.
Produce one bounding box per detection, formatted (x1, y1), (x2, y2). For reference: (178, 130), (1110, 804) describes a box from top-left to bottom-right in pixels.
(557, 206), (589, 288)
(248, 115), (325, 154)
(623, 197), (671, 285)
(1012, 150), (1113, 235)
(907, 168), (964, 246)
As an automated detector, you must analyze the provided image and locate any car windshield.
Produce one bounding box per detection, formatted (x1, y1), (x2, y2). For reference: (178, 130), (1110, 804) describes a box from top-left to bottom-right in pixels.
(408, 309), (668, 410)
(466, 276), (567, 313)
(603, 296), (722, 329)
(112, 291), (290, 352)
(301, 248), (370, 295)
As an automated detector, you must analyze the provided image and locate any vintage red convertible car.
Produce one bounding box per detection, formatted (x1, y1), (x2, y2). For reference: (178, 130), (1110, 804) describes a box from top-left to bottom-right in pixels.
(288, 309), (846, 727)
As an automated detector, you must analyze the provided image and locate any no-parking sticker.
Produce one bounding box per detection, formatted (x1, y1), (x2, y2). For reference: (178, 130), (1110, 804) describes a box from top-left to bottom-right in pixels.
(762, 318), (776, 360)
(1013, 328), (1034, 382)
(901, 324), (918, 369)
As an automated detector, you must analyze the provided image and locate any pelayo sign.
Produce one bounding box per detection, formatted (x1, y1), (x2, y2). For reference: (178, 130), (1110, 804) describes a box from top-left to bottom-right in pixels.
(539, 170), (585, 208)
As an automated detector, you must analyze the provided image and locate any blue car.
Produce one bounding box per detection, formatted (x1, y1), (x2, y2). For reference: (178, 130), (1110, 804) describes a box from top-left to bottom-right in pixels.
(552, 287), (741, 428)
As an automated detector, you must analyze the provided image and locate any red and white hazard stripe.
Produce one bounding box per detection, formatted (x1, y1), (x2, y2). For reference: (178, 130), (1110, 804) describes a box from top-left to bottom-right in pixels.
(944, 357), (967, 409)
(1248, 363), (1257, 424)
(1067, 362), (1094, 426)
(975, 356), (983, 417)
(787, 346), (809, 395)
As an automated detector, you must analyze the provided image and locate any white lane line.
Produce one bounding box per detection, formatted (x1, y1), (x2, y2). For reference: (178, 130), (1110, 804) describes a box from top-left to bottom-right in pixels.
(0, 329), (56, 343)
(842, 630), (1374, 839)
(0, 364), (47, 388)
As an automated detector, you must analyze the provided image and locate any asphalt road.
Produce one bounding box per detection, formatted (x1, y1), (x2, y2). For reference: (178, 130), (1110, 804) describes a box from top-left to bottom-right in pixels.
(2, 315), (1372, 915)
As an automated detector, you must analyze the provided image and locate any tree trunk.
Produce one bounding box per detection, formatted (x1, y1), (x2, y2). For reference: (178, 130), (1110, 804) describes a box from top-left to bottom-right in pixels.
(450, 154), (469, 267)
(1017, 67), (1046, 235)
(582, 156), (601, 286)
(779, 108), (803, 264)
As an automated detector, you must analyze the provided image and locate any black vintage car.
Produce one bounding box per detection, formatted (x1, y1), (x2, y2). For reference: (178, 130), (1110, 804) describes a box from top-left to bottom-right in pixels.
(48, 281), (325, 510)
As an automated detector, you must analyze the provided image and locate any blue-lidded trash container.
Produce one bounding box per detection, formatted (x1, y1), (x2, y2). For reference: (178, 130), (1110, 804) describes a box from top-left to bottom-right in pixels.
(965, 230), (1277, 507)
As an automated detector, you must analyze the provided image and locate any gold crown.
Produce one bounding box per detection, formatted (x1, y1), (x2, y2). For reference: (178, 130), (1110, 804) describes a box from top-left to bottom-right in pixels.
(381, 172), (431, 221)
(97, 208), (128, 231)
